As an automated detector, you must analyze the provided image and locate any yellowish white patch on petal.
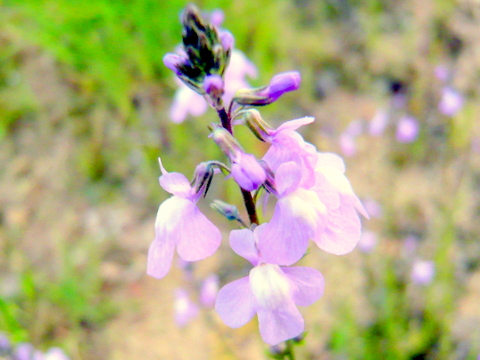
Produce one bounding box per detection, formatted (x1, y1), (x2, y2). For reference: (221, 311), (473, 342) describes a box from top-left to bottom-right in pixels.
(250, 265), (291, 309)
(280, 188), (326, 227)
(316, 166), (354, 195)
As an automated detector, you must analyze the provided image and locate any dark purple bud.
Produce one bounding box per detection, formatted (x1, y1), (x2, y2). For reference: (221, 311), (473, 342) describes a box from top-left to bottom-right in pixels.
(163, 53), (185, 75)
(267, 71), (301, 101)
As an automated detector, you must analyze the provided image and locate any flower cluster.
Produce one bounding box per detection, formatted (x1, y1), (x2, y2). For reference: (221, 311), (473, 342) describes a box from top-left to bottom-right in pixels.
(0, 333), (69, 360)
(148, 5), (367, 346)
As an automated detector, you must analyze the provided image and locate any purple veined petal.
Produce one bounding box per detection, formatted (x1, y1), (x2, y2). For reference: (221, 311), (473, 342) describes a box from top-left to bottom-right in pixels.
(256, 208), (312, 266)
(256, 301), (304, 346)
(274, 116), (315, 135)
(281, 267), (324, 307)
(275, 161), (303, 196)
(312, 201), (361, 255)
(175, 203), (222, 261)
(215, 277), (256, 328)
(229, 228), (260, 266)
(159, 172), (193, 198)
(147, 238), (176, 279)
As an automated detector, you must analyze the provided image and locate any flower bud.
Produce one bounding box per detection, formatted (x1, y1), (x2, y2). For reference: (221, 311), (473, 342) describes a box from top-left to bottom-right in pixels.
(231, 152), (267, 191)
(244, 109), (273, 141)
(163, 53), (185, 76)
(233, 71), (301, 106)
(219, 30), (234, 52)
(210, 124), (242, 158)
(211, 199), (241, 221)
(204, 74), (225, 107)
(267, 71), (301, 101)
(192, 162), (215, 197)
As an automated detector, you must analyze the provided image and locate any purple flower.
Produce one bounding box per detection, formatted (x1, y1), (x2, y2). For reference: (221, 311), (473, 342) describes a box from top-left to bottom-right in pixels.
(396, 116), (419, 143)
(174, 288), (199, 327)
(339, 133), (357, 157)
(147, 159), (222, 279)
(267, 71), (301, 102)
(215, 228), (324, 345)
(169, 79), (209, 123)
(439, 87), (464, 117)
(357, 231), (377, 253)
(411, 260), (435, 285)
(200, 274), (220, 307)
(369, 110), (389, 136)
(257, 161), (326, 265)
(44, 348), (70, 360)
(434, 65), (449, 82)
(231, 152), (267, 191)
(13, 343), (35, 360)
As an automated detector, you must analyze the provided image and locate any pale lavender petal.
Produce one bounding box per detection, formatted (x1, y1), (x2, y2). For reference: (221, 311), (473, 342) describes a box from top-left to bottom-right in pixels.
(256, 210), (311, 266)
(257, 302), (304, 346)
(275, 162), (302, 196)
(312, 202), (361, 255)
(229, 228), (259, 266)
(274, 116), (315, 134)
(282, 267), (324, 306)
(175, 203), (222, 261)
(159, 172), (192, 198)
(315, 152), (345, 173)
(147, 238), (176, 279)
(215, 277), (256, 328)
(169, 86), (208, 123)
(231, 153), (266, 191)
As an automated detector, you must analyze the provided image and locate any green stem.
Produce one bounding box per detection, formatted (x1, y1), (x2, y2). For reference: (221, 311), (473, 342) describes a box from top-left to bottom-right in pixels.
(284, 339), (296, 360)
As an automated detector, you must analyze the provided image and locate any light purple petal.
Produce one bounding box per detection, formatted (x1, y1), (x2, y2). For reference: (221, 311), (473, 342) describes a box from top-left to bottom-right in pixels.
(159, 172), (193, 198)
(229, 229), (259, 266)
(275, 162), (303, 196)
(274, 116), (314, 134)
(256, 211), (311, 266)
(315, 152), (345, 173)
(175, 204), (222, 261)
(312, 202), (361, 255)
(147, 238), (175, 279)
(257, 302), (304, 346)
(215, 277), (257, 328)
(282, 267), (324, 306)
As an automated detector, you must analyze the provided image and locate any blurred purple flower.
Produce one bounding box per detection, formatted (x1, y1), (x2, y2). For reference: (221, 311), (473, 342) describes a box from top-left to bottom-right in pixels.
(434, 65), (449, 82)
(13, 343), (35, 360)
(369, 110), (389, 136)
(358, 231), (377, 253)
(396, 116), (419, 143)
(200, 274), (220, 307)
(411, 260), (435, 285)
(362, 198), (382, 219)
(339, 133), (357, 157)
(147, 159), (222, 279)
(44, 348), (70, 360)
(174, 288), (199, 327)
(439, 87), (464, 117)
(215, 228), (324, 345)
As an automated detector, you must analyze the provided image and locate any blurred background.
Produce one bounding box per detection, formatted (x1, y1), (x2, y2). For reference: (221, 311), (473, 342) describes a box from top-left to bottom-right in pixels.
(1, 0), (479, 359)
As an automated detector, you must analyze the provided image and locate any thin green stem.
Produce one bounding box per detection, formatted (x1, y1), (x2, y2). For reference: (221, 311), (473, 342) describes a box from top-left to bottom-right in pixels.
(284, 340), (296, 360)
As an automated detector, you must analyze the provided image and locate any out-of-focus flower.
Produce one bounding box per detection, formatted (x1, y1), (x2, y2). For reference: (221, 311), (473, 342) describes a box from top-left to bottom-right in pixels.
(339, 133), (357, 157)
(439, 87), (464, 117)
(369, 110), (389, 136)
(147, 159), (222, 279)
(200, 274), (220, 307)
(174, 289), (199, 327)
(434, 65), (449, 82)
(358, 231), (377, 253)
(44, 348), (70, 360)
(362, 198), (382, 219)
(411, 260), (435, 285)
(215, 228), (324, 345)
(396, 116), (419, 143)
